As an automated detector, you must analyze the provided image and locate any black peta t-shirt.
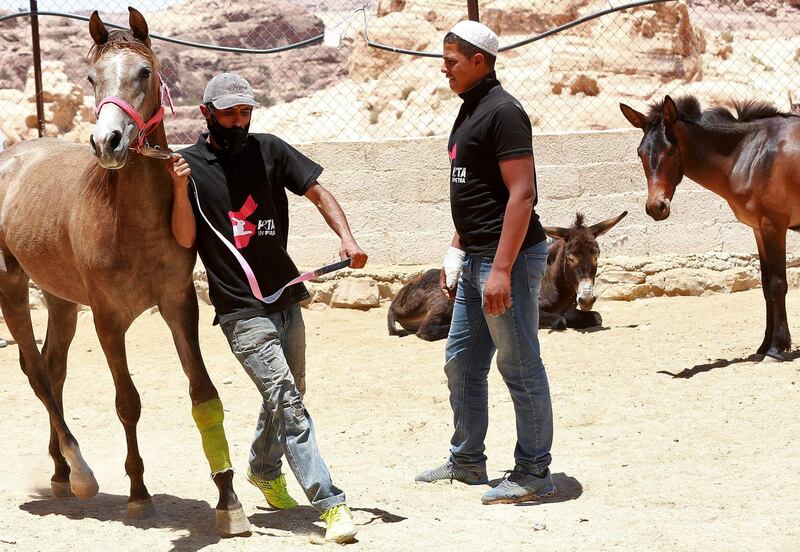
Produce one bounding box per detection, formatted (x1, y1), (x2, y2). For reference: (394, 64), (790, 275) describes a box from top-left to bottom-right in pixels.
(448, 73), (545, 256)
(180, 133), (321, 324)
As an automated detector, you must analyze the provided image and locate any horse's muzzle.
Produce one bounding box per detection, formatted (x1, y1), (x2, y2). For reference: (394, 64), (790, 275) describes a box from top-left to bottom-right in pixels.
(646, 197), (671, 221)
(91, 125), (133, 169)
(577, 279), (596, 311)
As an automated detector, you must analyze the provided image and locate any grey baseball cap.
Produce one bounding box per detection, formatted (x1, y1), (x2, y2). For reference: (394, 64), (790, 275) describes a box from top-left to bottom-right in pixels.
(202, 73), (260, 110)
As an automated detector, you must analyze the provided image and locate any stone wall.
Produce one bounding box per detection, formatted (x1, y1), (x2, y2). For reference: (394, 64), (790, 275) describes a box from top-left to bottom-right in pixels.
(19, 129), (800, 314)
(274, 129), (800, 306)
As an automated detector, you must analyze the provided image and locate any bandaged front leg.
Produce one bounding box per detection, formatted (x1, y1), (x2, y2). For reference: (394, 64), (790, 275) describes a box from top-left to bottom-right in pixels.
(192, 398), (233, 475)
(442, 246), (465, 289)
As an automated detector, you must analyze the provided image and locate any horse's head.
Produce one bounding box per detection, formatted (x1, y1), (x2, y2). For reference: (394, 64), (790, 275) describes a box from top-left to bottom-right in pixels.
(88, 8), (160, 169)
(544, 211), (627, 311)
(620, 96), (684, 221)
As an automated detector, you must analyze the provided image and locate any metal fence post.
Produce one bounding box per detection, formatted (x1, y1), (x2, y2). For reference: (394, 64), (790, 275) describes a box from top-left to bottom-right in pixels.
(29, 0), (45, 138)
(467, 0), (479, 21)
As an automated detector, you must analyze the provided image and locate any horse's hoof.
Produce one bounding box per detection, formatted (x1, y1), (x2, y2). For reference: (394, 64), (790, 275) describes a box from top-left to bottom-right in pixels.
(63, 445), (99, 499)
(761, 352), (785, 363)
(216, 506), (251, 537)
(69, 469), (99, 499)
(128, 498), (157, 519)
(51, 480), (74, 498)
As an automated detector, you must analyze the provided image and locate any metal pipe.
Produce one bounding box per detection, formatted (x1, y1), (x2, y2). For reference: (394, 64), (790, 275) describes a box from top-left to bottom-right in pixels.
(29, 0), (45, 137)
(467, 0), (479, 22)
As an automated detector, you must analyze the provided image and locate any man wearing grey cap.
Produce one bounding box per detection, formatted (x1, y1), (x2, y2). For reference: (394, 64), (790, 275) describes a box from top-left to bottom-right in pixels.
(415, 21), (556, 505)
(167, 72), (365, 542)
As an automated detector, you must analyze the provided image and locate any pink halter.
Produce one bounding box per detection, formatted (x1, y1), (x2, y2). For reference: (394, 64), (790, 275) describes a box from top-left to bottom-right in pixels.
(94, 75), (175, 153)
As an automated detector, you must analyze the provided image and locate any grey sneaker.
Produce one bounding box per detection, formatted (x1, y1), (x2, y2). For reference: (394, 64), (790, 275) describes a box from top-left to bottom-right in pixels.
(481, 466), (557, 504)
(415, 460), (489, 485)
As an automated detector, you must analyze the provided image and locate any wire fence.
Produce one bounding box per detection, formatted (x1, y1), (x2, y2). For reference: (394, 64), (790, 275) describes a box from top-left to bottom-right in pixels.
(0, 0), (798, 149)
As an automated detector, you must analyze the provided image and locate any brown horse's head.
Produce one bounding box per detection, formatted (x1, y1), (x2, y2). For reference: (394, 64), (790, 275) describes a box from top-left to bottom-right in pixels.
(620, 96), (684, 221)
(543, 211), (627, 311)
(88, 8), (159, 169)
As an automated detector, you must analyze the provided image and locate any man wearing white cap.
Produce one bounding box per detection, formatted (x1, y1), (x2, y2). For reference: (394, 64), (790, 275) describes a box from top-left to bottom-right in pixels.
(415, 21), (556, 505)
(167, 72), (365, 542)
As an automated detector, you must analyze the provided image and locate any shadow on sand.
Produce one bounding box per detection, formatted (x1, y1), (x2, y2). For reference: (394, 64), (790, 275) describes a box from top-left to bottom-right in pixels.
(657, 349), (800, 379)
(21, 489), (406, 551)
(22, 490), (235, 552)
(249, 504), (406, 543)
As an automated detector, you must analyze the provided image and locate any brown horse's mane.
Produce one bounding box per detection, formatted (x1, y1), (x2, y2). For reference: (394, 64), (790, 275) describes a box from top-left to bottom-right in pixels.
(87, 29), (158, 69)
(644, 95), (793, 129)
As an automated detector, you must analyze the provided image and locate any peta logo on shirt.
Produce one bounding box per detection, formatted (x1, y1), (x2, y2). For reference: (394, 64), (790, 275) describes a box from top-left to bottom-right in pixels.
(452, 166), (466, 184)
(257, 219), (276, 236)
(449, 142), (466, 183)
(228, 196), (258, 249)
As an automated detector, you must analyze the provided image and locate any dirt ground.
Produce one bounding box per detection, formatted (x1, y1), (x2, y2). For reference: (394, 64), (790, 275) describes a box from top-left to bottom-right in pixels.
(1, 288), (799, 552)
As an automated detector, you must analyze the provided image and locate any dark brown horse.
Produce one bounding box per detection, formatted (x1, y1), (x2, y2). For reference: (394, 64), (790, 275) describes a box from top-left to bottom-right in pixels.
(620, 95), (800, 360)
(0, 9), (248, 534)
(387, 212), (626, 340)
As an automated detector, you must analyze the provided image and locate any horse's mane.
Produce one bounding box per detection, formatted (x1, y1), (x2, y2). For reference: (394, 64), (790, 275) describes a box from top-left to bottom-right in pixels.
(573, 213), (585, 228)
(87, 29), (158, 69)
(645, 95), (792, 128)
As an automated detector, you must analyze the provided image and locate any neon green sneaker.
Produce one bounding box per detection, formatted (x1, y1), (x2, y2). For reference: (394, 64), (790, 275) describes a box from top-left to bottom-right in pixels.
(320, 503), (357, 543)
(246, 468), (298, 510)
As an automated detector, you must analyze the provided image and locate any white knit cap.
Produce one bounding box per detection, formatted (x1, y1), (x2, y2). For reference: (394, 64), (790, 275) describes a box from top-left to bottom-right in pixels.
(449, 20), (499, 57)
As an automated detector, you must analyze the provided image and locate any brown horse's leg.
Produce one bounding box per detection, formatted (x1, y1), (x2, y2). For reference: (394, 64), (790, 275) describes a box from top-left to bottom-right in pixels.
(753, 230), (774, 355)
(0, 255), (97, 498)
(158, 284), (250, 536)
(41, 291), (79, 497)
(757, 223), (791, 359)
(91, 310), (154, 517)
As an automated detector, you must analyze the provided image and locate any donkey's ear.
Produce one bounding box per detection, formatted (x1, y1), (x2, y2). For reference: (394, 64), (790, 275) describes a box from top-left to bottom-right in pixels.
(663, 96), (678, 126)
(619, 103), (646, 130)
(128, 7), (151, 47)
(89, 11), (109, 46)
(589, 211), (628, 238)
(543, 226), (571, 241)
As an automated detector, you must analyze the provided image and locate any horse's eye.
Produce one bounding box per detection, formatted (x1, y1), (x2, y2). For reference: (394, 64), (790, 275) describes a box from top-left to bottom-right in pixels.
(139, 67), (152, 80)
(667, 147), (677, 157)
(567, 255), (578, 264)
(87, 75), (95, 86)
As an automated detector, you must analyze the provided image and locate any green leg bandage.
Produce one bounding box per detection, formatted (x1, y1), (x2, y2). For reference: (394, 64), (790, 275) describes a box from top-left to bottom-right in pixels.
(192, 397), (233, 474)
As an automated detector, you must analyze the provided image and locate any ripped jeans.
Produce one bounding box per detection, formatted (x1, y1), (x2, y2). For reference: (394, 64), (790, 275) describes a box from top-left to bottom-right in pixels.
(221, 304), (345, 512)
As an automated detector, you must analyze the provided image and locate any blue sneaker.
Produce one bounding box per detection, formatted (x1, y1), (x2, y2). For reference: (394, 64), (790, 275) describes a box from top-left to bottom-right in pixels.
(481, 466), (556, 504)
(415, 460), (488, 485)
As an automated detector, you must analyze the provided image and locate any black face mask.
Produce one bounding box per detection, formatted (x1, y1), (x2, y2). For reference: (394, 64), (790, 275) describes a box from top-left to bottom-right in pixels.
(206, 111), (249, 157)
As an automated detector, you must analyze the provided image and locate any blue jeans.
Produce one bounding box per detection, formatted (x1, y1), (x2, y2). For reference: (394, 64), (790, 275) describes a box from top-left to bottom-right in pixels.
(445, 240), (553, 475)
(221, 304), (345, 512)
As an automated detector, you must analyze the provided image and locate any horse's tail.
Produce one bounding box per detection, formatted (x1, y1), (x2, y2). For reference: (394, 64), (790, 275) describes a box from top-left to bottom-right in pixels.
(387, 304), (398, 335)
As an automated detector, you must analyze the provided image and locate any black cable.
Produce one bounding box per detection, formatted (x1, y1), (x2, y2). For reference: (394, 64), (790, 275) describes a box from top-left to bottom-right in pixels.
(0, 10), (323, 53)
(364, 0), (676, 58)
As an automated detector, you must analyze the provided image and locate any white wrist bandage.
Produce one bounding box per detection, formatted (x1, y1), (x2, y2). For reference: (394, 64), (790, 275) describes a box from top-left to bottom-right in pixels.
(442, 246), (465, 289)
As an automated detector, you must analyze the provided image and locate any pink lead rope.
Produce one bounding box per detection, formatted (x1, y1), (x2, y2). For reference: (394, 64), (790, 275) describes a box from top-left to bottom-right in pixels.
(190, 177), (351, 304)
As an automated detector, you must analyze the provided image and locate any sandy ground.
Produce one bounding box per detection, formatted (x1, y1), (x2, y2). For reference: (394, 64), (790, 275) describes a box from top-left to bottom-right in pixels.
(1, 288), (799, 552)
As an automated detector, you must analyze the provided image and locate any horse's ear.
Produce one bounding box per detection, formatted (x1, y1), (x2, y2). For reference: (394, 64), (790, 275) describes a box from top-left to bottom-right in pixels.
(619, 103), (646, 130)
(589, 211), (628, 238)
(128, 6), (151, 47)
(89, 11), (109, 46)
(543, 226), (571, 241)
(663, 96), (678, 126)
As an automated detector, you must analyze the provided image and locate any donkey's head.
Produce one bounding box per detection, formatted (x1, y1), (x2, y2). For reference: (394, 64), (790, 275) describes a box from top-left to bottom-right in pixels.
(544, 211), (627, 311)
(620, 96), (684, 221)
(88, 8), (160, 169)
